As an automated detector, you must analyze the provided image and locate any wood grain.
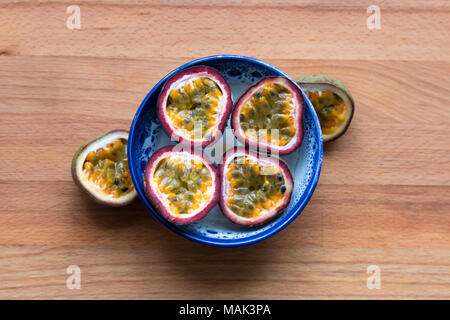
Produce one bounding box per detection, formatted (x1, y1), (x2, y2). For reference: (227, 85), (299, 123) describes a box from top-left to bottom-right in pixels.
(0, 1), (449, 60)
(0, 0), (449, 299)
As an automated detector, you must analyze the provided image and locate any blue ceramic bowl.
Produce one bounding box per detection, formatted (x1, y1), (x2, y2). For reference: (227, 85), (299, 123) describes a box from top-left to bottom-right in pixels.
(128, 55), (323, 247)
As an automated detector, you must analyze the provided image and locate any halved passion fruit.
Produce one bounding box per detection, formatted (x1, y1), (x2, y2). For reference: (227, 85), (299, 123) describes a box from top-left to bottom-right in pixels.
(71, 130), (137, 206)
(231, 77), (305, 155)
(219, 148), (293, 226)
(157, 66), (232, 147)
(143, 145), (219, 225)
(296, 74), (354, 142)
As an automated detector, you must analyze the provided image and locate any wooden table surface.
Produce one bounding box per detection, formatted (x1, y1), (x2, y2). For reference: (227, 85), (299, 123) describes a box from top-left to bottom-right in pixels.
(0, 0), (449, 299)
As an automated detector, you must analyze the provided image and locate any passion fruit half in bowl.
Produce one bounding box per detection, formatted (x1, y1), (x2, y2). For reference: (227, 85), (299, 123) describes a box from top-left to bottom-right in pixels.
(231, 76), (305, 155)
(157, 65), (232, 147)
(143, 145), (218, 225)
(220, 148), (293, 227)
(128, 55), (323, 247)
(71, 130), (137, 206)
(296, 74), (354, 142)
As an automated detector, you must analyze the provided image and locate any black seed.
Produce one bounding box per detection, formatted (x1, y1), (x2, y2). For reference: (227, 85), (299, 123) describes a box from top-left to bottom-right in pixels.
(255, 91), (262, 99)
(231, 205), (242, 213)
(204, 103), (210, 109)
(172, 197), (178, 202)
(270, 90), (276, 97)
(236, 187), (249, 195)
(121, 187), (129, 192)
(280, 185), (286, 194)
(242, 124), (248, 131)
(277, 173), (283, 181)
(250, 108), (256, 116)
(248, 204), (254, 210)
(184, 119), (191, 124)
(114, 178), (119, 186)
(321, 106), (333, 115)
(281, 128), (290, 135)
(262, 185), (268, 192)
(232, 171), (240, 178)
(240, 114), (245, 121)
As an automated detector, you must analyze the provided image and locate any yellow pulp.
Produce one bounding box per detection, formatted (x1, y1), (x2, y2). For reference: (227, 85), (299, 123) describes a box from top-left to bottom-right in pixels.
(226, 156), (286, 218)
(307, 90), (348, 135)
(152, 156), (213, 215)
(166, 77), (223, 140)
(83, 138), (134, 198)
(239, 82), (296, 146)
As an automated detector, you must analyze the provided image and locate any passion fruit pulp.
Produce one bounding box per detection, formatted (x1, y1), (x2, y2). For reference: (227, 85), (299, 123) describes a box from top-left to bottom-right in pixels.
(157, 66), (233, 147)
(71, 130), (137, 206)
(219, 148), (293, 226)
(231, 76), (305, 155)
(296, 74), (354, 142)
(143, 145), (219, 225)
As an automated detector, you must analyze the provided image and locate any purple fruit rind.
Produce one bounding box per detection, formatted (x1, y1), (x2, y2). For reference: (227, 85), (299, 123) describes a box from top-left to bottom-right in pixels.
(219, 147), (293, 227)
(231, 76), (305, 155)
(157, 66), (232, 148)
(143, 145), (219, 225)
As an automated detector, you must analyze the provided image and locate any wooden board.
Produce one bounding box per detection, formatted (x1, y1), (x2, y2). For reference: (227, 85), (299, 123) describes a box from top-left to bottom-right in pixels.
(0, 0), (449, 299)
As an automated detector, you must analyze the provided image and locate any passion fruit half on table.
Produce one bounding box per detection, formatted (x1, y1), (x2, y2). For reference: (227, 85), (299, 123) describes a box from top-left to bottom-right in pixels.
(296, 74), (354, 142)
(143, 145), (219, 225)
(157, 66), (233, 147)
(219, 148), (294, 227)
(71, 130), (137, 206)
(231, 77), (305, 155)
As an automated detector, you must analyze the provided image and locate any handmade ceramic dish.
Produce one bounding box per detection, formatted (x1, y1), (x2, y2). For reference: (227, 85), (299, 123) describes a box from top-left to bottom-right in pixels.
(128, 55), (323, 247)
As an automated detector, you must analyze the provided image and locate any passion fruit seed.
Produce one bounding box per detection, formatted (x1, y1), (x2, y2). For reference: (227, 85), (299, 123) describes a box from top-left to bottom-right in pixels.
(152, 156), (213, 215)
(82, 138), (134, 198)
(306, 90), (349, 136)
(166, 77), (222, 139)
(239, 82), (296, 146)
(226, 156), (286, 218)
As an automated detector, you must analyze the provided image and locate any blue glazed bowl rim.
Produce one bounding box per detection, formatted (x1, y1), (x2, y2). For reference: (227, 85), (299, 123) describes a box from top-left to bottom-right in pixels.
(128, 55), (323, 247)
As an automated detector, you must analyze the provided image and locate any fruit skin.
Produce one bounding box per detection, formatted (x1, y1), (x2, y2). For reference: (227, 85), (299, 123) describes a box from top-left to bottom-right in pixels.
(231, 76), (305, 155)
(143, 145), (219, 225)
(219, 147), (294, 227)
(295, 74), (354, 143)
(71, 129), (137, 207)
(157, 65), (233, 148)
